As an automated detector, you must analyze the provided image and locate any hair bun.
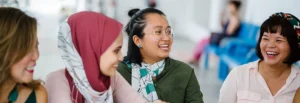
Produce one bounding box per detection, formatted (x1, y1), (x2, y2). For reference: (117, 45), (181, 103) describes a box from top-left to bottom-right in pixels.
(128, 8), (140, 17)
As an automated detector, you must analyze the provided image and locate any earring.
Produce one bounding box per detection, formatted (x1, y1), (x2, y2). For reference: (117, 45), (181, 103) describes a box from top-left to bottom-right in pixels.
(137, 45), (142, 48)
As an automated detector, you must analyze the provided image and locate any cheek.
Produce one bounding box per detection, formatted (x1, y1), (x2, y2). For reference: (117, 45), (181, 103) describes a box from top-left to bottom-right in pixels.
(279, 43), (291, 55)
(100, 52), (118, 75)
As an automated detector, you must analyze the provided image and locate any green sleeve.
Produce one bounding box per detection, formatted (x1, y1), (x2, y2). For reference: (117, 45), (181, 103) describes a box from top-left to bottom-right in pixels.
(184, 70), (204, 103)
(117, 62), (131, 84)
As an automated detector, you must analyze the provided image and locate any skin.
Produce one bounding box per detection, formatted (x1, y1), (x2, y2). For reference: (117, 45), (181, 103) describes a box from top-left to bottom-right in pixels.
(100, 33), (124, 76)
(0, 41), (48, 103)
(258, 32), (291, 96)
(133, 13), (173, 65)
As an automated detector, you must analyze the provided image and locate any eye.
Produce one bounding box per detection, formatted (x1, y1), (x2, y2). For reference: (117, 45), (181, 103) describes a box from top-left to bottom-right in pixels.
(114, 49), (120, 54)
(154, 30), (162, 35)
(276, 40), (283, 42)
(166, 29), (172, 35)
(262, 38), (269, 41)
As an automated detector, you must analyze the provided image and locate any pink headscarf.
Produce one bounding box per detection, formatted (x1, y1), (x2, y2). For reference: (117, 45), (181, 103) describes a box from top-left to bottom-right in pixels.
(63, 11), (122, 103)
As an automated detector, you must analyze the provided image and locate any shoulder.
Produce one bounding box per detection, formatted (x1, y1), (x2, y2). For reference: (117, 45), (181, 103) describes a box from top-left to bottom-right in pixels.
(117, 57), (132, 74)
(35, 84), (48, 103)
(46, 69), (66, 79)
(234, 60), (257, 72)
(228, 60), (258, 81)
(45, 69), (70, 95)
(45, 69), (68, 85)
(168, 58), (194, 72)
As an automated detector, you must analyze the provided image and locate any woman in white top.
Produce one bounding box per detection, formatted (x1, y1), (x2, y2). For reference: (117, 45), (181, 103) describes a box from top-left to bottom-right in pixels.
(219, 12), (300, 103)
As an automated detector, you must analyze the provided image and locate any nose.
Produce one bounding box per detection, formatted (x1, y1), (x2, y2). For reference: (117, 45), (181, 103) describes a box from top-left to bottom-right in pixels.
(32, 48), (40, 61)
(161, 32), (171, 40)
(118, 51), (123, 62)
(266, 40), (276, 48)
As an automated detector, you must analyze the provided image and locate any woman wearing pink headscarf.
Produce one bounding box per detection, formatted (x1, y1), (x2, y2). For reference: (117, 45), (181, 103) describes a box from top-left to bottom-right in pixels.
(45, 11), (147, 103)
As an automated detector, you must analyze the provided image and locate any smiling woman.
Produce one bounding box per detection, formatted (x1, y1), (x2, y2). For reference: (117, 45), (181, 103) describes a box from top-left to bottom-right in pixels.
(219, 12), (300, 103)
(45, 11), (146, 103)
(0, 7), (47, 103)
(117, 8), (204, 103)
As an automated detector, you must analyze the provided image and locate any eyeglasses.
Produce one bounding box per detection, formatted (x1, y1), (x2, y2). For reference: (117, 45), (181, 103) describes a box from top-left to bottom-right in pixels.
(148, 28), (174, 40)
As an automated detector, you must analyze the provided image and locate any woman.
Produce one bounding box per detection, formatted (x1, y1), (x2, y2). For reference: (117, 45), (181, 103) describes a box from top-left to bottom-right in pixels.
(189, 0), (241, 65)
(45, 11), (149, 103)
(0, 7), (47, 103)
(117, 8), (204, 103)
(219, 12), (300, 103)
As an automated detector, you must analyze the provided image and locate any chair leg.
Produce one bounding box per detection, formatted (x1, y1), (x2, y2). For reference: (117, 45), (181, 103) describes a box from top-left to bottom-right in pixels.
(218, 60), (229, 81)
(204, 51), (209, 70)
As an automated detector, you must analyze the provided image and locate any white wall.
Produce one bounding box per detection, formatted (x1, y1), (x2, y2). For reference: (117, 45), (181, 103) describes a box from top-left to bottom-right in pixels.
(244, 0), (300, 25)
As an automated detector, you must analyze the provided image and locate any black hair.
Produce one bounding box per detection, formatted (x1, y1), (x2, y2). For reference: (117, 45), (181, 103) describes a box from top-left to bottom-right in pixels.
(124, 8), (165, 65)
(229, 0), (241, 10)
(256, 16), (300, 65)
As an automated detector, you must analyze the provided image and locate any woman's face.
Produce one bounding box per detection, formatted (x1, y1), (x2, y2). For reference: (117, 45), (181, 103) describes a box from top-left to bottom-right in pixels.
(10, 41), (39, 83)
(227, 3), (237, 15)
(134, 13), (173, 62)
(100, 33), (123, 76)
(260, 32), (291, 66)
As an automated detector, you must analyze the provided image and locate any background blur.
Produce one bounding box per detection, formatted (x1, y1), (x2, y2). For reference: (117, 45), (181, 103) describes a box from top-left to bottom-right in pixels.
(1, 0), (300, 102)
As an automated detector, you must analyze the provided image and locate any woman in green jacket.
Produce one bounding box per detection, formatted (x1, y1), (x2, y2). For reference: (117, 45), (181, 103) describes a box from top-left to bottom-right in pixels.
(117, 8), (204, 103)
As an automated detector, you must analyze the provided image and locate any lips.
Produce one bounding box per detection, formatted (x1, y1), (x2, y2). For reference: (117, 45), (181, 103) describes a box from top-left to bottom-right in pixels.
(158, 44), (169, 50)
(26, 67), (34, 74)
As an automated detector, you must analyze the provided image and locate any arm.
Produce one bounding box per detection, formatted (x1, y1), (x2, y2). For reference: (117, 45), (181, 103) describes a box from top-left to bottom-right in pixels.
(293, 88), (300, 103)
(226, 17), (240, 35)
(218, 69), (238, 103)
(112, 72), (146, 103)
(35, 85), (48, 103)
(45, 69), (73, 103)
(184, 70), (204, 103)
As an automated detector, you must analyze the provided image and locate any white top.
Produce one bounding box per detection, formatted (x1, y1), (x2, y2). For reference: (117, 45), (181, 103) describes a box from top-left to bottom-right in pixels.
(219, 60), (300, 103)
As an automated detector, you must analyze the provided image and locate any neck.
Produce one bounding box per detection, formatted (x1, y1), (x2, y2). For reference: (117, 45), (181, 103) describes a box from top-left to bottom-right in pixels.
(259, 60), (291, 79)
(230, 12), (239, 17)
(143, 57), (164, 65)
(0, 79), (17, 102)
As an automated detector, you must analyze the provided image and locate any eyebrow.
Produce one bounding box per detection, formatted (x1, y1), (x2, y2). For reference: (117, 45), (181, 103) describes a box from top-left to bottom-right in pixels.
(115, 46), (122, 49)
(276, 37), (284, 39)
(153, 26), (171, 29)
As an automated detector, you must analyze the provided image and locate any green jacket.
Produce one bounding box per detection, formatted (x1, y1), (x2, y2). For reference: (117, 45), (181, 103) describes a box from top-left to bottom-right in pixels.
(117, 57), (204, 103)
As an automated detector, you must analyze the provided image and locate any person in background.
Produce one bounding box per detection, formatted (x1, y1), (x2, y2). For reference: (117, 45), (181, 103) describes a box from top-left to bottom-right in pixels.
(219, 12), (300, 103)
(189, 0), (242, 66)
(117, 8), (204, 103)
(0, 7), (47, 103)
(44, 11), (171, 103)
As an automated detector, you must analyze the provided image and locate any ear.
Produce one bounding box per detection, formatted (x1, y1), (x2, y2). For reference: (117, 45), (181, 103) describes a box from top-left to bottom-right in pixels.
(133, 35), (143, 47)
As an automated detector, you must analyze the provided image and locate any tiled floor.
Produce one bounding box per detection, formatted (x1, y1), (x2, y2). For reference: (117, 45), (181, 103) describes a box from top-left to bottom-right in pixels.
(34, 13), (222, 103)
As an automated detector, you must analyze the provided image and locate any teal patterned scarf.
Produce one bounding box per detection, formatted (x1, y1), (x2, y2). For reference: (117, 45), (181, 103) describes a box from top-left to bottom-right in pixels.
(128, 59), (165, 102)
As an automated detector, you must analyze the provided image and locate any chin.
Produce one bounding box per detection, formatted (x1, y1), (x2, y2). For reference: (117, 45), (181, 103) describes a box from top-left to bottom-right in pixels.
(263, 59), (281, 66)
(20, 77), (33, 83)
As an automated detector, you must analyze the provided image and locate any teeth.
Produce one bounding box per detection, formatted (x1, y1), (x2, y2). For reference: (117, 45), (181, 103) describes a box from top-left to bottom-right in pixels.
(267, 52), (278, 55)
(159, 45), (168, 47)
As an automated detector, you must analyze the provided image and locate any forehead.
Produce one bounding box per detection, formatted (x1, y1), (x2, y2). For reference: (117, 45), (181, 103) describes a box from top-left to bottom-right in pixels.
(263, 32), (283, 37)
(144, 13), (169, 27)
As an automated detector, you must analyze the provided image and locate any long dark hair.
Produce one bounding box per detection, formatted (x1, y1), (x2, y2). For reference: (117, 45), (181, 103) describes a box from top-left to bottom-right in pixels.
(124, 8), (165, 65)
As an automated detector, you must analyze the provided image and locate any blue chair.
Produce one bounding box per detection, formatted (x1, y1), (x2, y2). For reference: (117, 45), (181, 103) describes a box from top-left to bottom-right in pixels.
(203, 22), (260, 70)
(216, 23), (260, 81)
